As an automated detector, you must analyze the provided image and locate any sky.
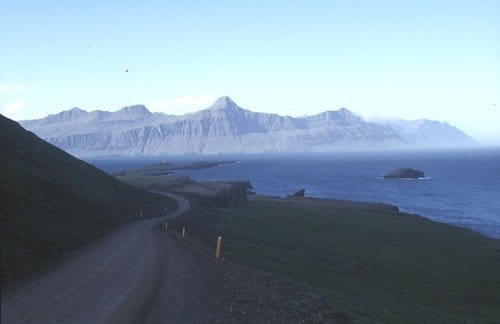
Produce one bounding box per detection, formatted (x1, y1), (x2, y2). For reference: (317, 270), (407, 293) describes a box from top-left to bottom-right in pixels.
(1, 1), (499, 144)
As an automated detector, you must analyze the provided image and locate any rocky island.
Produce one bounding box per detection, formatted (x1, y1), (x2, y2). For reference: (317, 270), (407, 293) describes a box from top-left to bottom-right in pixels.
(383, 168), (425, 179)
(290, 188), (305, 197)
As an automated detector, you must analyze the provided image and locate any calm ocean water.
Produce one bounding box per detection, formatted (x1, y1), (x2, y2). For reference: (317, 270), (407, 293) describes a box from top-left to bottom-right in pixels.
(89, 149), (500, 238)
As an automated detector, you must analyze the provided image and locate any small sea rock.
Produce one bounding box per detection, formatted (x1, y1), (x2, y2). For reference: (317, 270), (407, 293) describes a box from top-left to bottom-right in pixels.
(292, 189), (305, 197)
(383, 168), (425, 179)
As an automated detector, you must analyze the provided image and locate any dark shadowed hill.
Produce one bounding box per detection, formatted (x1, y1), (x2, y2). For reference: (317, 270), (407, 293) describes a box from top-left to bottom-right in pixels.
(0, 114), (175, 286)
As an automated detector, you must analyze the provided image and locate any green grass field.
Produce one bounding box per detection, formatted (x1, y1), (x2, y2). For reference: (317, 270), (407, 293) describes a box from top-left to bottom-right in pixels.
(214, 196), (500, 323)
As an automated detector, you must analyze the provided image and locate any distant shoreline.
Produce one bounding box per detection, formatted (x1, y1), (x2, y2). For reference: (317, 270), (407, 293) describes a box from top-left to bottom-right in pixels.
(100, 152), (500, 239)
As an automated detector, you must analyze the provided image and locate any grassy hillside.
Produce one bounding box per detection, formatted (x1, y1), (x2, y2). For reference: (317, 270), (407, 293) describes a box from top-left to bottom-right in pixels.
(0, 115), (176, 286)
(214, 196), (500, 323)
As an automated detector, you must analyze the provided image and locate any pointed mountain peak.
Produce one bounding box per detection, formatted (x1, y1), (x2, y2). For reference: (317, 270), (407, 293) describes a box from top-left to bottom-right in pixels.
(319, 107), (354, 116)
(68, 107), (86, 113)
(316, 107), (354, 118)
(208, 96), (240, 110)
(112, 105), (152, 120)
(307, 107), (361, 125)
(17, 107), (89, 125)
(338, 107), (353, 114)
(117, 104), (151, 115)
(44, 107), (88, 122)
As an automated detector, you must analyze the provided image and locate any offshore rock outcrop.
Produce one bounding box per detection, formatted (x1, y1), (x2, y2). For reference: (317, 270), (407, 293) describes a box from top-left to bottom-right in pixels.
(292, 189), (306, 197)
(383, 168), (425, 179)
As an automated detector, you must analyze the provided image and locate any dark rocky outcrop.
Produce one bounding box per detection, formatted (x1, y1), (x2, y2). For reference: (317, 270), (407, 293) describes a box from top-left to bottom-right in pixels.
(292, 189), (305, 197)
(186, 180), (253, 208)
(205, 181), (249, 207)
(383, 168), (425, 179)
(228, 180), (253, 190)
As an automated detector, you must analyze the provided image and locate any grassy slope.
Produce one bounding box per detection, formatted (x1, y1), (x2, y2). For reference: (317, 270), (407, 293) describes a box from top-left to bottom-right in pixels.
(215, 196), (500, 323)
(0, 115), (176, 286)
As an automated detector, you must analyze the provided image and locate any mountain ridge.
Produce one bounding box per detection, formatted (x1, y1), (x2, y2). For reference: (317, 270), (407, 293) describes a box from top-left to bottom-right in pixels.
(20, 97), (475, 156)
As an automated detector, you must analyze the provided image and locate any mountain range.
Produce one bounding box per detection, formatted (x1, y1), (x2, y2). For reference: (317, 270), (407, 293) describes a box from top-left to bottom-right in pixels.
(19, 97), (475, 156)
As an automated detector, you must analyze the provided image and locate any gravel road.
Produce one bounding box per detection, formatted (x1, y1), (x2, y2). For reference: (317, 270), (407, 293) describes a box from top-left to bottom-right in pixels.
(1, 192), (338, 323)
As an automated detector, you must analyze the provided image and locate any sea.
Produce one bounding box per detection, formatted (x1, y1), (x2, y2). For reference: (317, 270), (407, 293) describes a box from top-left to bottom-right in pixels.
(89, 149), (500, 239)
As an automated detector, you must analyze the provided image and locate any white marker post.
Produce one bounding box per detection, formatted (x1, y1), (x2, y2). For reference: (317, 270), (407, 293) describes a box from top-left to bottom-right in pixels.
(215, 236), (222, 259)
(182, 227), (186, 238)
(165, 222), (168, 231)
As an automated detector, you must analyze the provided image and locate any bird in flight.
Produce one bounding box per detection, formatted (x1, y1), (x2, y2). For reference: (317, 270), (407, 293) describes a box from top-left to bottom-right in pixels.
(125, 69), (129, 72)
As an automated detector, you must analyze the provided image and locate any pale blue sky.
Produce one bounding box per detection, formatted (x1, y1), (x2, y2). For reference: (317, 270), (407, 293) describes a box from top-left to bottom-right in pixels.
(1, 1), (499, 143)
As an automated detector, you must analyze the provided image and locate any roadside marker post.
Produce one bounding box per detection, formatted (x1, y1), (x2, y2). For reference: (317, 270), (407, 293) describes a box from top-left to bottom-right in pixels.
(215, 236), (222, 259)
(182, 227), (186, 238)
(165, 222), (168, 231)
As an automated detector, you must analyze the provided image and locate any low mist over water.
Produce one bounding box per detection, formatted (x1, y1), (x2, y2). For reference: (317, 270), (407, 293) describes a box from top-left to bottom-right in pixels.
(90, 149), (500, 238)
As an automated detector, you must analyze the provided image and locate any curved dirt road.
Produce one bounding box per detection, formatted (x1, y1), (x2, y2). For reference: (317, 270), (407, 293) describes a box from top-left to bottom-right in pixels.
(0, 192), (190, 324)
(154, 192), (190, 220)
(1, 192), (332, 323)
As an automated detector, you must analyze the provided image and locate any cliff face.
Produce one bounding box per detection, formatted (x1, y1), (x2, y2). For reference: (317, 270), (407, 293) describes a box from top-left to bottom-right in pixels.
(20, 97), (474, 156)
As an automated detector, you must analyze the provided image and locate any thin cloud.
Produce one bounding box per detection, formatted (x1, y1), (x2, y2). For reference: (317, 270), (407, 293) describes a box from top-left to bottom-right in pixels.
(1, 100), (25, 120)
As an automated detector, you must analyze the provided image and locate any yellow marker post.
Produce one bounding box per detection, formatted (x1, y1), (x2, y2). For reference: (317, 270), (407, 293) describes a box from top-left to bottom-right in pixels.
(182, 227), (186, 238)
(215, 236), (222, 259)
(165, 222), (168, 231)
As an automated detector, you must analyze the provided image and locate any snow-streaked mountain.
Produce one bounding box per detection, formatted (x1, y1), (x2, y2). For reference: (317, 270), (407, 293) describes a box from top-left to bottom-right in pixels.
(19, 97), (474, 156)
